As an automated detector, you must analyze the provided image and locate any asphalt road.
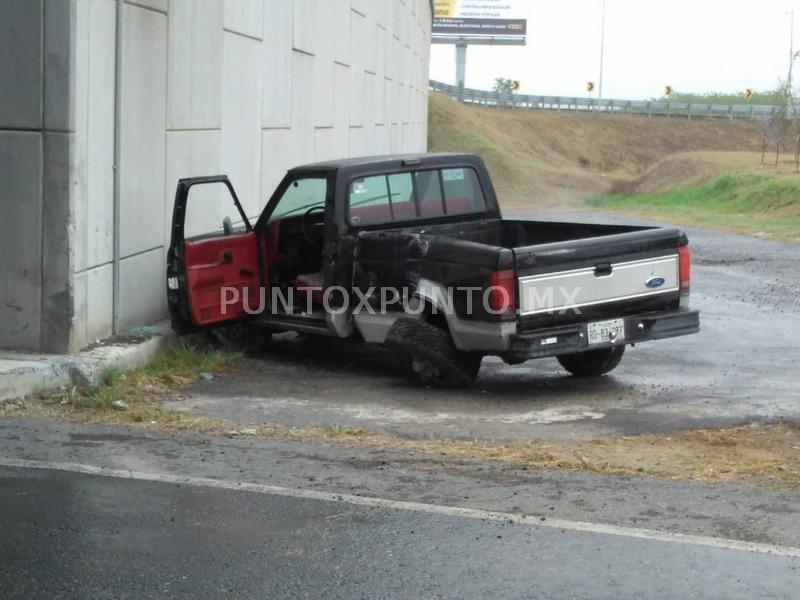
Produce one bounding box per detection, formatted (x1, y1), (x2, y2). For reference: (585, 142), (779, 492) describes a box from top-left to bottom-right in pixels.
(2, 463), (799, 600)
(167, 211), (800, 441)
(2, 416), (800, 599)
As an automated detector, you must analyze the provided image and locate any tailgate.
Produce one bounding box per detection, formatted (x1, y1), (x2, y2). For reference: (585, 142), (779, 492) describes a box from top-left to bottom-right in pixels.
(514, 227), (686, 322)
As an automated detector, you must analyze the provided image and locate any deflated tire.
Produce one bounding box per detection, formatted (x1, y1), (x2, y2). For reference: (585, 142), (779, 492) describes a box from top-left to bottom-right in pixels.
(385, 318), (482, 387)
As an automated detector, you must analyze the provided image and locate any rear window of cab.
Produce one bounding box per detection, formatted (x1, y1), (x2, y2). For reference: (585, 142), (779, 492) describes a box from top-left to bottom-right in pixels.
(347, 167), (486, 227)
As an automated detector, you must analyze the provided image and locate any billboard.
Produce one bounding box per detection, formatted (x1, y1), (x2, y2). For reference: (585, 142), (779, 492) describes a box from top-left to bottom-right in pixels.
(433, 0), (527, 37)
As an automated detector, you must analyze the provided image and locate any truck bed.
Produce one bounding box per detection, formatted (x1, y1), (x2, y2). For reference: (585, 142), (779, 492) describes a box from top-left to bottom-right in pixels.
(496, 220), (687, 330)
(392, 217), (687, 329)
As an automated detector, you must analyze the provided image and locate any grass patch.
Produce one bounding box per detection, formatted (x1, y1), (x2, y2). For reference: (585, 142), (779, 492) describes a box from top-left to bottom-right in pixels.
(36, 342), (240, 429)
(239, 421), (800, 490)
(589, 174), (800, 241)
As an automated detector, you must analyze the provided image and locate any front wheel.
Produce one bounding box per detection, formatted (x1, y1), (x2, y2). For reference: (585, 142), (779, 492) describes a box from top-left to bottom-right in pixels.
(557, 346), (625, 377)
(385, 318), (482, 387)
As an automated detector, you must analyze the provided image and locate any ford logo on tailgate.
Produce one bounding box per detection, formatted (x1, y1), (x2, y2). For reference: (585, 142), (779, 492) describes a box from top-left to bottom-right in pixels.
(646, 276), (666, 289)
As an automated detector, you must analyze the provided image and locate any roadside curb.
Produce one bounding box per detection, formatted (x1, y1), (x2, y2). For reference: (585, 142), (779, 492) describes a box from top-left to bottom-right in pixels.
(0, 323), (175, 403)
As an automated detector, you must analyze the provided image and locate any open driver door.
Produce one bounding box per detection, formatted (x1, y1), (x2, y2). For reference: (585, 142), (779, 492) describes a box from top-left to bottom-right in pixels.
(167, 176), (263, 334)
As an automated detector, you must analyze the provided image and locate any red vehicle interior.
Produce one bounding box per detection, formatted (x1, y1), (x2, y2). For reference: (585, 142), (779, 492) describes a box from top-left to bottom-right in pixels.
(184, 231), (261, 326)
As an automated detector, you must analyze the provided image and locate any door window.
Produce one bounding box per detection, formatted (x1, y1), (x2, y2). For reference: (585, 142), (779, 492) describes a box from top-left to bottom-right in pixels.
(184, 182), (250, 239)
(268, 177), (328, 223)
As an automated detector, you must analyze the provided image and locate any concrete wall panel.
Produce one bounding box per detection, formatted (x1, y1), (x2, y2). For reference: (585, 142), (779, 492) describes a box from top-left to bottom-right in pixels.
(373, 123), (389, 155)
(290, 50), (315, 160)
(348, 126), (371, 158)
(72, 0), (90, 276)
(352, 0), (370, 17)
(363, 71), (377, 128)
(119, 4), (167, 258)
(332, 0), (350, 66)
(85, 0), (117, 270)
(164, 130), (222, 244)
(124, 0), (166, 12)
(44, 0), (75, 132)
(349, 10), (365, 127)
(222, 32), (263, 220)
(0, 132), (42, 350)
(392, 0), (402, 40)
(260, 128), (295, 208)
(224, 0), (263, 40)
(117, 247), (166, 331)
(312, 1), (335, 128)
(374, 26), (386, 125)
(292, 0), (315, 54)
(389, 123), (401, 153)
(374, 0), (390, 30)
(0, 0), (42, 129)
(313, 127), (336, 162)
(84, 263), (114, 343)
(362, 10), (378, 76)
(167, 0), (223, 130)
(261, 0), (292, 128)
(332, 62), (350, 158)
(41, 132), (75, 353)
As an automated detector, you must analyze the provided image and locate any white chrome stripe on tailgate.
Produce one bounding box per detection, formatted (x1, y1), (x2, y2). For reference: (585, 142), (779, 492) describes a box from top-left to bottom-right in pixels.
(518, 255), (679, 316)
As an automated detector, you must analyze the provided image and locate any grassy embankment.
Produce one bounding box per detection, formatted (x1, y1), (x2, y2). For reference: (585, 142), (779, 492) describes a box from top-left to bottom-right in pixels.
(428, 91), (800, 241)
(427, 90), (761, 207)
(590, 174), (800, 241)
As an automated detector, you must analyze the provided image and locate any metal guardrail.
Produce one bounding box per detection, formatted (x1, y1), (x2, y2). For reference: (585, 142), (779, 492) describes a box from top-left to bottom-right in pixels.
(430, 80), (800, 120)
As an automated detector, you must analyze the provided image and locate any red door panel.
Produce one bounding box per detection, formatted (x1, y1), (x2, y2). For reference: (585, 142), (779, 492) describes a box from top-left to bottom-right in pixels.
(184, 231), (260, 326)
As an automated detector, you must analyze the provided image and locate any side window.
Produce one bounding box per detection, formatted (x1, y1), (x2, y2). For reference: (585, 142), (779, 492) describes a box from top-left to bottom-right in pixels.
(346, 166), (486, 228)
(441, 168), (486, 215)
(268, 177), (327, 223)
(387, 172), (416, 221)
(349, 175), (391, 226)
(415, 170), (444, 218)
(184, 182), (248, 239)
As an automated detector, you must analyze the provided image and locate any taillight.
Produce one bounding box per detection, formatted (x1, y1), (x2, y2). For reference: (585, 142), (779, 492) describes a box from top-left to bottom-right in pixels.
(489, 269), (516, 316)
(678, 245), (691, 290)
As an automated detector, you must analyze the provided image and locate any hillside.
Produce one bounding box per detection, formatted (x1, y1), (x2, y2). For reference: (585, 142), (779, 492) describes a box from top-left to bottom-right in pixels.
(427, 91), (764, 207)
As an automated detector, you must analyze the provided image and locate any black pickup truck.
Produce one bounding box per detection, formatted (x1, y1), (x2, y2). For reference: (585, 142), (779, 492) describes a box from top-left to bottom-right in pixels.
(167, 153), (699, 386)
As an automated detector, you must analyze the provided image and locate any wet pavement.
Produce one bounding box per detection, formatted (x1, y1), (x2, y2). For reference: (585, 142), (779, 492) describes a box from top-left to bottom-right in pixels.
(2, 418), (800, 599)
(166, 211), (800, 441)
(3, 463), (798, 600)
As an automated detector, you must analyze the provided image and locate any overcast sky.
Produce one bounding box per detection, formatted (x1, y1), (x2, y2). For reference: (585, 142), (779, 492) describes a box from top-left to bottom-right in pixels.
(429, 0), (800, 99)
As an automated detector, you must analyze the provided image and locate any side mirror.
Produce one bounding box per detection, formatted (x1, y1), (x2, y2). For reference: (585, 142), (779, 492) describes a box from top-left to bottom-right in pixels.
(222, 216), (233, 236)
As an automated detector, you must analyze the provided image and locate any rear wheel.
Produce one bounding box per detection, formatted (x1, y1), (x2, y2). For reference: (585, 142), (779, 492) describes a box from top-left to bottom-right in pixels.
(385, 318), (481, 387)
(557, 346), (625, 377)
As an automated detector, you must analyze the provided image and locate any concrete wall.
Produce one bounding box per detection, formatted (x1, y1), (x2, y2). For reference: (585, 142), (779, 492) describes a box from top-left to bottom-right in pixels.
(0, 0), (432, 353)
(0, 0), (76, 352)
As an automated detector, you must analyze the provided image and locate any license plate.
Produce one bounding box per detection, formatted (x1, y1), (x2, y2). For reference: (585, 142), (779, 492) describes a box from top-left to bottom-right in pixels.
(587, 318), (625, 346)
